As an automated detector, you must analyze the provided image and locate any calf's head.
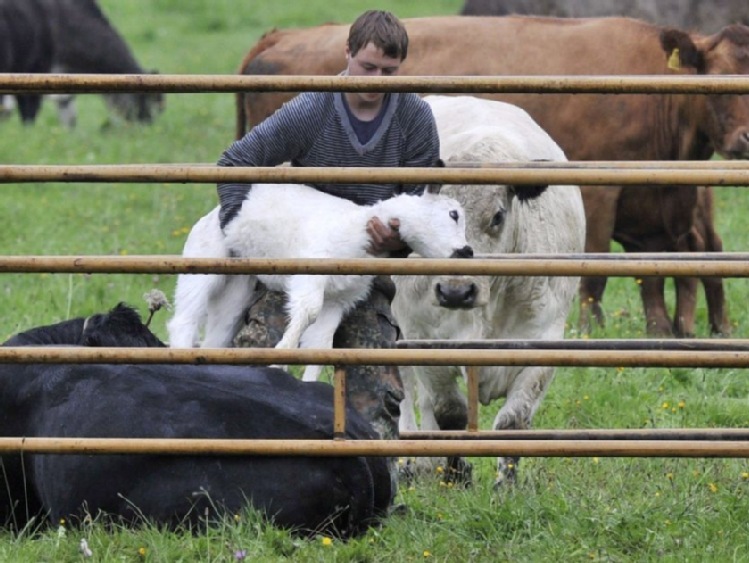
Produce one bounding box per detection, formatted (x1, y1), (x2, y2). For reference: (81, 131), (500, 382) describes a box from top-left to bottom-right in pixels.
(396, 188), (473, 260)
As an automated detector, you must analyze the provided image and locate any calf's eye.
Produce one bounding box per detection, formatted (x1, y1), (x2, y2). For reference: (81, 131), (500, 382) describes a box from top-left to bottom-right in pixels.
(449, 210), (459, 222)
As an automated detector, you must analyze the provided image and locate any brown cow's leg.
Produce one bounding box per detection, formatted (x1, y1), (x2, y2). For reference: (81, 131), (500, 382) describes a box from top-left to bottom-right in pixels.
(697, 188), (731, 336)
(673, 230), (699, 338)
(639, 276), (673, 337)
(578, 186), (621, 334)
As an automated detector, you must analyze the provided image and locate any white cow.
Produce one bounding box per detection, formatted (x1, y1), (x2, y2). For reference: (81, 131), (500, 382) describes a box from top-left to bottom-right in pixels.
(393, 96), (586, 485)
(167, 183), (472, 382)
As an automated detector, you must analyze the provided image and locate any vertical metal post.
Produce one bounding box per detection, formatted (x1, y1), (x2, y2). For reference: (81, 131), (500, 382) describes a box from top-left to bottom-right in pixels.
(467, 365), (479, 432)
(333, 366), (347, 439)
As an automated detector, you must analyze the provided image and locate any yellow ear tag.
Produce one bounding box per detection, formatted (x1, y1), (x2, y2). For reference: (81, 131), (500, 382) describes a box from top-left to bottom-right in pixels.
(667, 48), (681, 70)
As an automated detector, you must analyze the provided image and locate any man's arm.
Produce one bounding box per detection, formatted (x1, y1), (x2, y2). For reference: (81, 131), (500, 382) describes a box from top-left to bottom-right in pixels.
(216, 93), (322, 229)
(399, 99), (441, 195)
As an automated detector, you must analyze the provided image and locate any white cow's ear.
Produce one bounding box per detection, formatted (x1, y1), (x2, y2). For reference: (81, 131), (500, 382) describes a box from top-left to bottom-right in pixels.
(511, 184), (548, 202)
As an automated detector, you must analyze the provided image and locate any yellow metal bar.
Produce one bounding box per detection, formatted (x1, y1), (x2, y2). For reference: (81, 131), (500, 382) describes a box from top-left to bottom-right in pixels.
(1, 437), (749, 458)
(0, 255), (748, 277)
(1, 164), (749, 186)
(5, 346), (749, 368)
(1, 73), (749, 94)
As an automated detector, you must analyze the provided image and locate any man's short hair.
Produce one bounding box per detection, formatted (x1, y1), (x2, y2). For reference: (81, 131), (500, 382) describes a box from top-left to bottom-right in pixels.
(347, 10), (409, 60)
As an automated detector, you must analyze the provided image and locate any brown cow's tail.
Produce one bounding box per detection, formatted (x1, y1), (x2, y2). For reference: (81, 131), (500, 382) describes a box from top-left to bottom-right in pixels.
(234, 28), (282, 141)
(235, 90), (248, 140)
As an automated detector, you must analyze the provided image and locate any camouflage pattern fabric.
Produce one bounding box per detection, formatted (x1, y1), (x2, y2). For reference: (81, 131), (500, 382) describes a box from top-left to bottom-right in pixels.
(234, 276), (405, 496)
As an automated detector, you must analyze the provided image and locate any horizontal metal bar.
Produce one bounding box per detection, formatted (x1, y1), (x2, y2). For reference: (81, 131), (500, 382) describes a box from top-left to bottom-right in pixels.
(4, 347), (749, 367)
(401, 429), (749, 441)
(0, 255), (747, 277)
(2, 74), (749, 94)
(394, 339), (749, 351)
(1, 164), (749, 185)
(0, 437), (747, 457)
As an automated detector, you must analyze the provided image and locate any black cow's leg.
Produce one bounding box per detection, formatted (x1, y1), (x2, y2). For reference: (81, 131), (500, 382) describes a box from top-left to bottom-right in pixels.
(15, 94), (43, 125)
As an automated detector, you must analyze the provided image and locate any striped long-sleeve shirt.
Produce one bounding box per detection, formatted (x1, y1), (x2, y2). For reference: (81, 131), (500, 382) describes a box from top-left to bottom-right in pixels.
(216, 90), (440, 229)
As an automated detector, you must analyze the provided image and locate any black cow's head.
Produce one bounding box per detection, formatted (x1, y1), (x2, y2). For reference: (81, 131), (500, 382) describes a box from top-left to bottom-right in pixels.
(81, 303), (166, 347)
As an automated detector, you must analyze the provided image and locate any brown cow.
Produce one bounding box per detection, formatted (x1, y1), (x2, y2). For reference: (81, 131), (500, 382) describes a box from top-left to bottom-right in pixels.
(236, 16), (748, 337)
(460, 0), (749, 34)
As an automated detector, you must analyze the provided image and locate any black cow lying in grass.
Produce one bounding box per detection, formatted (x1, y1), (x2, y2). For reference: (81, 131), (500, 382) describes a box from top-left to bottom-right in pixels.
(1, 303), (391, 536)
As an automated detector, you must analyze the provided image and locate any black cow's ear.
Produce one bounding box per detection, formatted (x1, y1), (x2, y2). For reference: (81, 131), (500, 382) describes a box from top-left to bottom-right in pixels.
(512, 184), (548, 202)
(660, 29), (704, 72)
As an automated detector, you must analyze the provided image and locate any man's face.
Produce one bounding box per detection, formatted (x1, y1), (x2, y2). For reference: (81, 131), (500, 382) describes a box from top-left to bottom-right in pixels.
(345, 42), (402, 105)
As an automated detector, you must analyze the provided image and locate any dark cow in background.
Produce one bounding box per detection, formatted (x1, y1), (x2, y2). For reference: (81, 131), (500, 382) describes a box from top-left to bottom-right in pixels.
(1, 304), (391, 536)
(0, 0), (164, 127)
(460, 0), (749, 33)
(0, 0), (54, 123)
(236, 16), (747, 338)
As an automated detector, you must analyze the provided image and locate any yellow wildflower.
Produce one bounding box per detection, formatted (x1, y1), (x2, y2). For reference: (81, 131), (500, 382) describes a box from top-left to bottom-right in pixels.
(321, 537), (333, 547)
(708, 483), (718, 493)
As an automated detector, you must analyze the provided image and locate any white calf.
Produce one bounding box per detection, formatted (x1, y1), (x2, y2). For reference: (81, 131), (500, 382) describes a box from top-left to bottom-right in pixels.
(168, 183), (471, 381)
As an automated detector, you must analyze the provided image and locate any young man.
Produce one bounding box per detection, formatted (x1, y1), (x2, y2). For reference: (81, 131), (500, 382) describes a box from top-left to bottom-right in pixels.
(216, 10), (440, 452)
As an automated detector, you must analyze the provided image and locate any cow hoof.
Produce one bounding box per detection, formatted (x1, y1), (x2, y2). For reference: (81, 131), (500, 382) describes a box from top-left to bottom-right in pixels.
(445, 456), (473, 487)
(494, 458), (518, 489)
(389, 503), (410, 517)
(398, 457), (416, 484)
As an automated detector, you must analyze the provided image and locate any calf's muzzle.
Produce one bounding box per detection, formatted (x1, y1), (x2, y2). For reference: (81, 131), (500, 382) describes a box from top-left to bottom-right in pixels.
(450, 245), (474, 259)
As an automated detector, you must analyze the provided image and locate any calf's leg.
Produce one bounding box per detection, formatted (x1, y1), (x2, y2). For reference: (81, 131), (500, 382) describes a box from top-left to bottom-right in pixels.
(298, 302), (346, 382)
(168, 273), (227, 347)
(202, 274), (255, 348)
(276, 275), (327, 350)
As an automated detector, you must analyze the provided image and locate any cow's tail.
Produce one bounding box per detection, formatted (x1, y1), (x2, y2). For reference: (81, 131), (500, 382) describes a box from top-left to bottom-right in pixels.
(234, 89), (248, 141)
(234, 28), (282, 141)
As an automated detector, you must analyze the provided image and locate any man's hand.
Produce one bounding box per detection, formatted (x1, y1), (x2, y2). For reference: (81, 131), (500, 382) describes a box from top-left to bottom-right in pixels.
(366, 216), (406, 255)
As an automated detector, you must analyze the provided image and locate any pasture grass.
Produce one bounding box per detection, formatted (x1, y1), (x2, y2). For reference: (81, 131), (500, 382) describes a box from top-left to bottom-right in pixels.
(2, 0), (749, 560)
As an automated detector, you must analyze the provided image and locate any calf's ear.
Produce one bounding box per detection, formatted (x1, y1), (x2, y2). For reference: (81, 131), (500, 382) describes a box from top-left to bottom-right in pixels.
(660, 29), (704, 73)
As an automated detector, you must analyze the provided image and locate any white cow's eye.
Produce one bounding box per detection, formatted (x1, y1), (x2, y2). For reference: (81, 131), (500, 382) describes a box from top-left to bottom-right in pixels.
(491, 209), (506, 227)
(450, 210), (459, 222)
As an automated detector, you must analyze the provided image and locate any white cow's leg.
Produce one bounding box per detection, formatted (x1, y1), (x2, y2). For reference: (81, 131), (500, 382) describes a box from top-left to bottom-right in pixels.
(398, 365), (419, 433)
(492, 366), (555, 487)
(276, 275), (326, 351)
(201, 275), (255, 348)
(298, 302), (345, 382)
(168, 273), (224, 348)
(415, 366), (470, 479)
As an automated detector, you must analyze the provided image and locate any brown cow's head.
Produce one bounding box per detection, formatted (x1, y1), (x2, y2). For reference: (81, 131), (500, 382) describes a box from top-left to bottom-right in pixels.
(661, 25), (749, 159)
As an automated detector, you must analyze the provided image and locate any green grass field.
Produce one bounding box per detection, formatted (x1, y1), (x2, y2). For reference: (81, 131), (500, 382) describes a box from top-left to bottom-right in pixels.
(2, 1), (749, 561)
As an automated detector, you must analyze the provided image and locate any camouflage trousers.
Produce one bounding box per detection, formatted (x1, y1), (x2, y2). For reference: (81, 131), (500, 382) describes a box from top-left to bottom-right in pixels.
(234, 276), (405, 495)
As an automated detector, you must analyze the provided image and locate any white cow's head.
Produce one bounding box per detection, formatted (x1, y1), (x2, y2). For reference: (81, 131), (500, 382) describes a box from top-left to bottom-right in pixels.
(432, 181), (548, 310)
